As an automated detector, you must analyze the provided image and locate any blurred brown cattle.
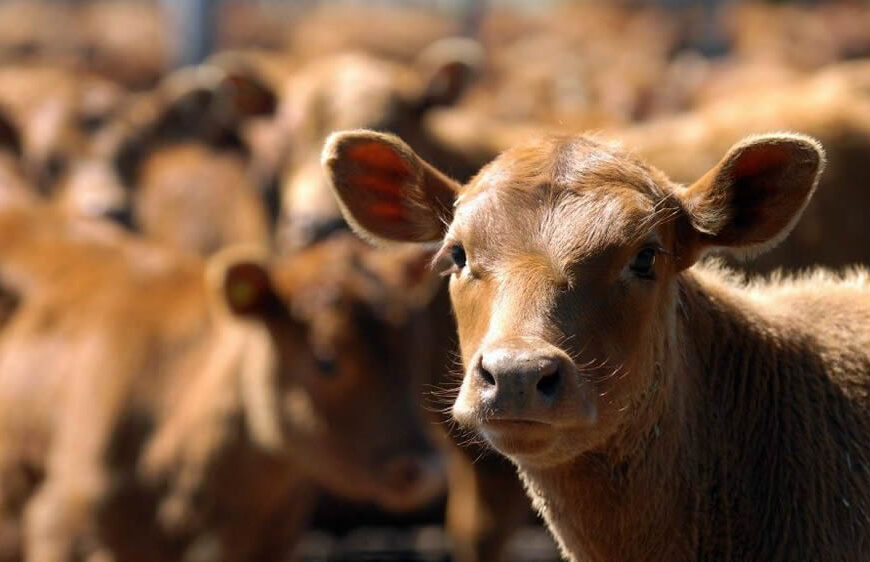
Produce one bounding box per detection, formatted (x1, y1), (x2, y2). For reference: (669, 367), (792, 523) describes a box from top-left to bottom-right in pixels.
(0, 203), (445, 562)
(263, 41), (485, 250)
(75, 1), (170, 89)
(0, 1), (168, 90)
(726, 1), (870, 71)
(105, 63), (281, 256)
(285, 3), (461, 64)
(0, 64), (125, 199)
(618, 60), (870, 273)
(447, 2), (681, 131)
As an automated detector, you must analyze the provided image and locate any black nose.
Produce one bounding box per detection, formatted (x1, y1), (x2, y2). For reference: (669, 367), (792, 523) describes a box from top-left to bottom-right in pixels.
(478, 347), (563, 401)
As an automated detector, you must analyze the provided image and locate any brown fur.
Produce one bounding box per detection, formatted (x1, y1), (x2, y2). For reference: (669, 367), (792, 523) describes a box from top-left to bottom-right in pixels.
(326, 129), (870, 561)
(134, 142), (271, 256)
(0, 64), (125, 202)
(274, 48), (484, 250)
(0, 202), (444, 561)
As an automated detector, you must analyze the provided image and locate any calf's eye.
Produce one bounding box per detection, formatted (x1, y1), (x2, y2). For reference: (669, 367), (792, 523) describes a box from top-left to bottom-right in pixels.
(315, 355), (338, 376)
(630, 247), (657, 278)
(450, 245), (467, 269)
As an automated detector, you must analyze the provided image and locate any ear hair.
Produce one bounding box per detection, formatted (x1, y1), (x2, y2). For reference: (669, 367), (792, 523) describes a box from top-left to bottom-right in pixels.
(680, 132), (825, 260)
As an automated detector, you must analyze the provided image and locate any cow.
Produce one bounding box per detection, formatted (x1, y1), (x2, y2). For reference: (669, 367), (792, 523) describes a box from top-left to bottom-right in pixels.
(325, 129), (870, 561)
(104, 63), (280, 256)
(0, 64), (125, 199)
(0, 201), (444, 562)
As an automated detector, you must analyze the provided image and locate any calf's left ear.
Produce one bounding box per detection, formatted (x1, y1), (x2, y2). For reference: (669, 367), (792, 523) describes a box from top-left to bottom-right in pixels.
(677, 133), (824, 261)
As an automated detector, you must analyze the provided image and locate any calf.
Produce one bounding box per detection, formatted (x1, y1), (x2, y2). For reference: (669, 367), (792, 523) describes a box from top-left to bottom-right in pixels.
(0, 64), (125, 198)
(107, 63), (279, 255)
(0, 203), (443, 562)
(326, 129), (870, 561)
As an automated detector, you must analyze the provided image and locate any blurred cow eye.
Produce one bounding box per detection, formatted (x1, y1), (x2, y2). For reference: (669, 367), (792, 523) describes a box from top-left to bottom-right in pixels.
(630, 247), (657, 279)
(315, 355), (338, 377)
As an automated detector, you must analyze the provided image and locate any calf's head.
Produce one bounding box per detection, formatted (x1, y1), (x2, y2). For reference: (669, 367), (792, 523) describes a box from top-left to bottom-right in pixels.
(324, 130), (823, 468)
(210, 237), (445, 510)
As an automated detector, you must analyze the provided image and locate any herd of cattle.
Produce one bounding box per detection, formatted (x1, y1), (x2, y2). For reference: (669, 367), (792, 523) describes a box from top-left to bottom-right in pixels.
(0, 1), (868, 561)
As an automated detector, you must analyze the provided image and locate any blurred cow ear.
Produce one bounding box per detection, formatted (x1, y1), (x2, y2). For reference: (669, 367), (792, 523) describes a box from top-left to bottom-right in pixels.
(676, 133), (824, 264)
(207, 246), (277, 317)
(216, 69), (278, 120)
(415, 37), (483, 111)
(323, 130), (460, 245)
(156, 65), (276, 140)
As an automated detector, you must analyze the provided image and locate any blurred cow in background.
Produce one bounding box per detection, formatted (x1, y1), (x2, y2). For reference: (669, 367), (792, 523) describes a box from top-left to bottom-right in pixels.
(106, 62), (280, 256)
(0, 201), (445, 562)
(258, 39), (485, 250)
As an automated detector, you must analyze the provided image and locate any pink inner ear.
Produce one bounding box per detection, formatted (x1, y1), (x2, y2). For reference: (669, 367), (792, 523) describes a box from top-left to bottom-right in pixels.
(345, 141), (414, 221)
(369, 202), (405, 219)
(347, 142), (412, 177)
(733, 144), (791, 178)
(357, 175), (403, 197)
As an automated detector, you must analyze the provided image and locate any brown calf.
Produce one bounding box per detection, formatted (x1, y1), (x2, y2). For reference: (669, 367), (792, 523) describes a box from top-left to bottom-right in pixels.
(0, 64), (125, 198)
(326, 129), (870, 561)
(106, 63), (279, 255)
(0, 203), (443, 561)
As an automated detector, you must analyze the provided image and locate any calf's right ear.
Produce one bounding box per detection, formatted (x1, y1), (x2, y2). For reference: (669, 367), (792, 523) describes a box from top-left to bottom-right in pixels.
(676, 133), (824, 262)
(322, 130), (460, 244)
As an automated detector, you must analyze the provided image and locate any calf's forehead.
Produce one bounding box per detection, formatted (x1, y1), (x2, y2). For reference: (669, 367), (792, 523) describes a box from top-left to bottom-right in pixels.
(450, 136), (669, 261)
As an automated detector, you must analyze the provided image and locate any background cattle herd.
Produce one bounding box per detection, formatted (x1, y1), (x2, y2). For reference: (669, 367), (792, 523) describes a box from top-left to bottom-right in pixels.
(0, 0), (868, 561)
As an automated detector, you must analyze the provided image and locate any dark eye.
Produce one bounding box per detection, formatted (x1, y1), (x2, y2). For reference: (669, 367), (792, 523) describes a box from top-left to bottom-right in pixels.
(79, 113), (107, 133)
(314, 355), (337, 377)
(450, 245), (467, 269)
(630, 247), (657, 278)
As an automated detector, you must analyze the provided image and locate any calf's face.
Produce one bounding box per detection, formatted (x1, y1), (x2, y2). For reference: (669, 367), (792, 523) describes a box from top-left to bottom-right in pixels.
(325, 130), (823, 468)
(235, 237), (445, 510)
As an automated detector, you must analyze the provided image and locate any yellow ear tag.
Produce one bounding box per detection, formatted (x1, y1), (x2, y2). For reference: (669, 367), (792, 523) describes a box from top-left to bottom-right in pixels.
(228, 279), (257, 310)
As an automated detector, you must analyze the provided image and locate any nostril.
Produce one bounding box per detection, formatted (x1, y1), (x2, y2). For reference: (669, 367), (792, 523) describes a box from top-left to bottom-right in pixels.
(536, 369), (560, 398)
(478, 365), (496, 387)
